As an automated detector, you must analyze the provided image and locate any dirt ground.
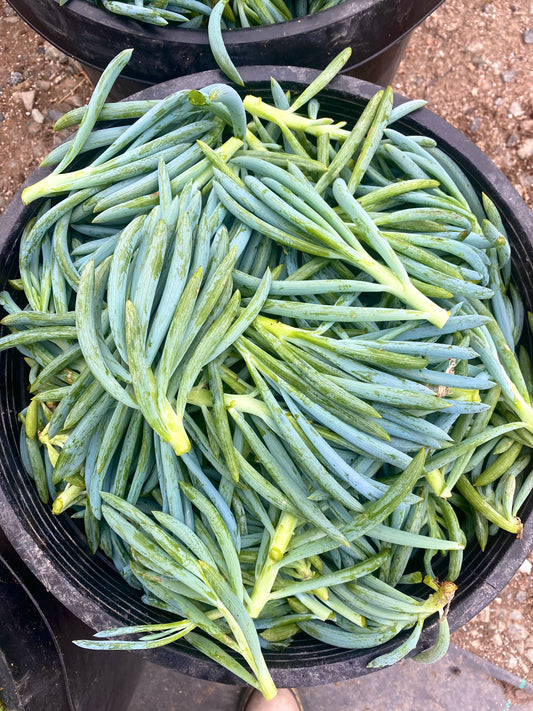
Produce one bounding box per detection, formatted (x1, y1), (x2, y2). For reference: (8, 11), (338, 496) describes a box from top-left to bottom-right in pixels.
(0, 0), (532, 689)
(396, 0), (533, 688)
(396, 0), (533, 209)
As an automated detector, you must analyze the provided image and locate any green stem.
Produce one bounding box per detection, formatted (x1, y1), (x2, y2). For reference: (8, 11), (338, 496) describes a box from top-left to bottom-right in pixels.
(188, 389), (272, 422)
(455, 475), (522, 534)
(425, 468), (446, 497)
(53, 484), (85, 514)
(356, 256), (449, 328)
(514, 398), (533, 433)
(247, 511), (299, 618)
(243, 96), (350, 140)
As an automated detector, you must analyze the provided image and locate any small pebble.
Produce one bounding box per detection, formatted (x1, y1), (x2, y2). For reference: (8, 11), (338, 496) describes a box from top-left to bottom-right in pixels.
(0, 197), (5, 209)
(65, 94), (84, 108)
(501, 69), (516, 83)
(7, 71), (23, 86)
(0, 113), (5, 123)
(492, 633), (503, 647)
(36, 80), (51, 91)
(515, 590), (527, 603)
(44, 44), (59, 60)
(468, 41), (484, 53)
(36, 46), (45, 55)
(56, 102), (74, 115)
(494, 96), (504, 106)
(477, 608), (490, 623)
(519, 559), (532, 574)
(44, 44), (69, 63)
(32, 143), (47, 159)
(507, 623), (527, 639)
(469, 117), (482, 132)
(509, 101), (523, 117)
(524, 28), (533, 43)
(53, 129), (72, 147)
(526, 649), (533, 665)
(16, 90), (35, 112)
(44, 109), (63, 124)
(31, 108), (45, 124)
(44, 45), (62, 61)
(472, 54), (484, 67)
(513, 639), (525, 656)
(507, 134), (519, 147)
(507, 656), (518, 670)
(518, 139), (533, 160)
(509, 609), (523, 621)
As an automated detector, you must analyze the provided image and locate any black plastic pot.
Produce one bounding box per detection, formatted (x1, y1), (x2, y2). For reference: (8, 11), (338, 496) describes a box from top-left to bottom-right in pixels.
(1, 66), (533, 689)
(0, 527), (143, 711)
(7, 0), (444, 98)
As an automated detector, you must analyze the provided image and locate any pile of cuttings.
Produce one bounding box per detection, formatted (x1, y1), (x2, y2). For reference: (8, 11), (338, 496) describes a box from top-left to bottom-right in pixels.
(1, 52), (532, 699)
(61, 0), (345, 27)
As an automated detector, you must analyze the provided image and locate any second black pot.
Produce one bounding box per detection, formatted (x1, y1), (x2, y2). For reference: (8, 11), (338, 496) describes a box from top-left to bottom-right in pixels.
(8, 0), (444, 96)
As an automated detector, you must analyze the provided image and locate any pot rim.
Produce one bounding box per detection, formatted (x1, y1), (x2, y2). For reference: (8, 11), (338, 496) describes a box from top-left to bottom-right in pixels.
(13, 0), (445, 45)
